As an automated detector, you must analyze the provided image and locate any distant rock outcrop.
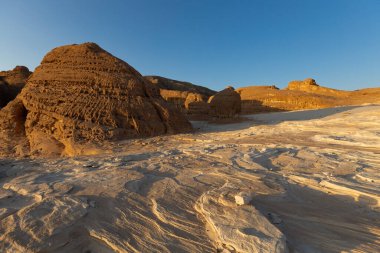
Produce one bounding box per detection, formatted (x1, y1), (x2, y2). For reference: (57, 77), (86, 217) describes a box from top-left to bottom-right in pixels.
(0, 43), (192, 157)
(208, 86), (241, 118)
(237, 84), (338, 113)
(0, 66), (32, 108)
(145, 76), (216, 115)
(145, 76), (215, 96)
(286, 78), (349, 97)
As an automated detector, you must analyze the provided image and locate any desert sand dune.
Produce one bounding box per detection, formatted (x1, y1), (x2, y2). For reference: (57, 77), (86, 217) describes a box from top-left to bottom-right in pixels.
(0, 105), (379, 252)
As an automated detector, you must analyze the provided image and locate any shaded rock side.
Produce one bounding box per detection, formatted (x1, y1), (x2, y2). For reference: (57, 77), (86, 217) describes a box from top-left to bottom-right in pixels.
(0, 78), (9, 107)
(1, 43), (192, 157)
(208, 86), (241, 118)
(0, 66), (32, 108)
(0, 99), (30, 157)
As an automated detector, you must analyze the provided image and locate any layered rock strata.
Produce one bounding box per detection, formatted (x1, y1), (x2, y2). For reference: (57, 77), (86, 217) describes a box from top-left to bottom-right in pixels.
(0, 43), (192, 157)
(145, 76), (215, 115)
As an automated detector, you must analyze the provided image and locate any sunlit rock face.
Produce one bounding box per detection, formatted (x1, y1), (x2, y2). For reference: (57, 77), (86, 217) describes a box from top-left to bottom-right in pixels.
(286, 78), (350, 97)
(0, 43), (192, 157)
(237, 79), (380, 114)
(237, 85), (338, 113)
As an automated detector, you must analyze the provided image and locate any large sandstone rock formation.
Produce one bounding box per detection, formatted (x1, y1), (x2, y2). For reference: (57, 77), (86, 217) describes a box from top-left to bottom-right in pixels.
(145, 76), (216, 115)
(208, 86), (241, 118)
(237, 79), (380, 114)
(0, 43), (192, 157)
(0, 66), (32, 108)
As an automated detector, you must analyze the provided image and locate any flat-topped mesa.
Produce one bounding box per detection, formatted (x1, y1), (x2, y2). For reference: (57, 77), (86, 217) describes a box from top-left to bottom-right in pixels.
(0, 42), (192, 157)
(286, 78), (349, 97)
(236, 83), (342, 114)
(0, 66), (32, 108)
(287, 78), (318, 90)
(208, 86), (241, 118)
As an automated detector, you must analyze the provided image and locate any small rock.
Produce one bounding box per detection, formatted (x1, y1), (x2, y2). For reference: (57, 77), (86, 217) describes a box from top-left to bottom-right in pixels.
(235, 192), (252, 206)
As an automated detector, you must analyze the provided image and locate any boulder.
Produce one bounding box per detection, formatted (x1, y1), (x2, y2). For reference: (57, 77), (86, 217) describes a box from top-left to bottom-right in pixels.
(208, 86), (241, 118)
(0, 43), (192, 157)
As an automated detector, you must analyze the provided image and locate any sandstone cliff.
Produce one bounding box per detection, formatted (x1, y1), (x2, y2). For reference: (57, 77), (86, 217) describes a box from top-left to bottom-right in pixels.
(0, 43), (192, 157)
(237, 85), (339, 113)
(237, 79), (380, 114)
(145, 76), (216, 115)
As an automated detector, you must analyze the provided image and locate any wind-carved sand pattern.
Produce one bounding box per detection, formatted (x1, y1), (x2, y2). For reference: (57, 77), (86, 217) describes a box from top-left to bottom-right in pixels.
(1, 105), (380, 252)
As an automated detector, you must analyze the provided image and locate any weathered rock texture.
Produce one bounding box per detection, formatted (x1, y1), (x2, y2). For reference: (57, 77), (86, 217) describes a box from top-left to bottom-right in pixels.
(0, 66), (32, 108)
(145, 76), (215, 115)
(196, 184), (288, 253)
(237, 79), (380, 114)
(208, 86), (241, 118)
(286, 78), (350, 97)
(145, 76), (215, 96)
(0, 43), (192, 157)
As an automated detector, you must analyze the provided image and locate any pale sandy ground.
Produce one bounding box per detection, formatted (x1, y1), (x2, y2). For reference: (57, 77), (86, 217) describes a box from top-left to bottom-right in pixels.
(1, 105), (379, 253)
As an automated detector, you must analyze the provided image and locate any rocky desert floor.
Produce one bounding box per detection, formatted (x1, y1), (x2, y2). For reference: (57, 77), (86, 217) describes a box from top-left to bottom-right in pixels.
(1, 105), (379, 253)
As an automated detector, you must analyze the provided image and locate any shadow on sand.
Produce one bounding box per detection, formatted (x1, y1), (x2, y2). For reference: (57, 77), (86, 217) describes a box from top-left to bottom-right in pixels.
(193, 105), (364, 133)
(253, 181), (380, 253)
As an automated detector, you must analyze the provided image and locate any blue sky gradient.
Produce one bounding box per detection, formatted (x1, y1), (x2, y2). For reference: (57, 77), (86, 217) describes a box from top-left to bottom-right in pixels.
(1, 0), (379, 90)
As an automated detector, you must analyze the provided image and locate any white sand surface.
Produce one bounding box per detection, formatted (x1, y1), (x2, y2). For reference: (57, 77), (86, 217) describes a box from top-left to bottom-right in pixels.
(1, 105), (379, 253)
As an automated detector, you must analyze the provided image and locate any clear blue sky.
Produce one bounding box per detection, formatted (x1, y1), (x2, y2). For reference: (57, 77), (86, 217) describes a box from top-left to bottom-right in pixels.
(1, 0), (379, 91)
